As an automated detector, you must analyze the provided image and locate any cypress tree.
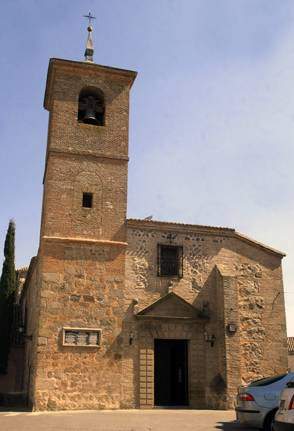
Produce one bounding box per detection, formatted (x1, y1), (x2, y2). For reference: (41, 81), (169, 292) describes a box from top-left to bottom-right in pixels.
(0, 220), (16, 373)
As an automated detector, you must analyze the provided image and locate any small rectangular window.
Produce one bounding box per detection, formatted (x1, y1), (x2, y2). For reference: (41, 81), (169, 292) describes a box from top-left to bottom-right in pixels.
(157, 244), (183, 278)
(82, 192), (93, 208)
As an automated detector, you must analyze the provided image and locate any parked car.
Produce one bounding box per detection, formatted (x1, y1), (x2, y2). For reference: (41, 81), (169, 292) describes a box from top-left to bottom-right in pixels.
(235, 372), (294, 431)
(274, 380), (294, 431)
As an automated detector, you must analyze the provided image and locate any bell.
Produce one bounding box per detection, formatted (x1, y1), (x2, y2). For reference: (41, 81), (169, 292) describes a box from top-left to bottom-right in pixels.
(83, 107), (98, 125)
(82, 96), (99, 125)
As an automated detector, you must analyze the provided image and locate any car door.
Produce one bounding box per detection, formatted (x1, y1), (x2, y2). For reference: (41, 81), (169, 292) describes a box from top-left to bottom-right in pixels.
(253, 373), (294, 409)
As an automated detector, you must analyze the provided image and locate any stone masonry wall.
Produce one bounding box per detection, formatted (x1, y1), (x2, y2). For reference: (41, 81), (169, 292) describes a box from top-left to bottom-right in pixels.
(32, 240), (133, 410)
(126, 221), (288, 408)
(25, 221), (288, 411)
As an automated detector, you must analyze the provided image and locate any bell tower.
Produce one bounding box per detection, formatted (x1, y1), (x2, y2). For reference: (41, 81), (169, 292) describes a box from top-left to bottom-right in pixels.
(30, 21), (137, 410)
(41, 40), (136, 244)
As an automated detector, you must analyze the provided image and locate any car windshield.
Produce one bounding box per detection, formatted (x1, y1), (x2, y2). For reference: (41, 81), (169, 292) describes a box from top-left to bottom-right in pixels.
(249, 374), (288, 387)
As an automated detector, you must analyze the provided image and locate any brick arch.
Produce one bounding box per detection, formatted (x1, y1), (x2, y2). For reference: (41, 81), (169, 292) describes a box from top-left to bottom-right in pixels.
(77, 86), (105, 126)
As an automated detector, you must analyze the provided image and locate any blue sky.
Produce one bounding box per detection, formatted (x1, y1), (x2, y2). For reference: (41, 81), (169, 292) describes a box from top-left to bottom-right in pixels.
(1, 0), (294, 334)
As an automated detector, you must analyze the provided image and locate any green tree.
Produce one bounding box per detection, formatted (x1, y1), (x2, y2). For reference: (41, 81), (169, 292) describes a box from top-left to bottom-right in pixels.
(0, 220), (16, 373)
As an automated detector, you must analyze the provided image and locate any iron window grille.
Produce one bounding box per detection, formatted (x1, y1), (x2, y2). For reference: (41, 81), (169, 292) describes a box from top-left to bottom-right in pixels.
(157, 244), (183, 278)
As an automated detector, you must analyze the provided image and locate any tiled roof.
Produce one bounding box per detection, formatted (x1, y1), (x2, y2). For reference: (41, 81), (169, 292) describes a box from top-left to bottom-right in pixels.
(288, 337), (294, 354)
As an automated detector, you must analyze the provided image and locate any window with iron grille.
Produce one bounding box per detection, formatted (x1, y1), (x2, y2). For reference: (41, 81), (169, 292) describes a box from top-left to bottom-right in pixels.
(157, 244), (183, 277)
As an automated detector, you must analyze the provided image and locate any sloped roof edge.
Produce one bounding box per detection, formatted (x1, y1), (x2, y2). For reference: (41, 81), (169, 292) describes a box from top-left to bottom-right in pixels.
(127, 218), (234, 233)
(136, 291), (197, 316)
(127, 219), (285, 258)
(234, 231), (285, 258)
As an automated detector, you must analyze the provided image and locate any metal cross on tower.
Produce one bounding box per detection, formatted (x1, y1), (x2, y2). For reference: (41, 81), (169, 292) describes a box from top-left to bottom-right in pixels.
(83, 12), (96, 62)
(83, 12), (96, 26)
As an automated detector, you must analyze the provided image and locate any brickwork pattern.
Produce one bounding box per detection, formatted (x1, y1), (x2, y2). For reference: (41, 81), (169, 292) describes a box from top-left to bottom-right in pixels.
(139, 348), (154, 408)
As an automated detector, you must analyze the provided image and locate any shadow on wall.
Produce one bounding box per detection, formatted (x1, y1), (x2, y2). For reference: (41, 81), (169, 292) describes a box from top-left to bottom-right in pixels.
(192, 267), (216, 314)
(103, 301), (139, 408)
(0, 347), (25, 393)
(192, 267), (229, 409)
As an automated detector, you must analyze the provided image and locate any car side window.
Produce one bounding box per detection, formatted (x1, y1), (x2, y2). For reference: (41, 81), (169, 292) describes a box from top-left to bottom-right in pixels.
(249, 374), (288, 387)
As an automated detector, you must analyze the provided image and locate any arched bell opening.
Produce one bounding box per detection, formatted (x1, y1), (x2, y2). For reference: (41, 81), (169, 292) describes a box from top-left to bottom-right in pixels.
(78, 87), (105, 126)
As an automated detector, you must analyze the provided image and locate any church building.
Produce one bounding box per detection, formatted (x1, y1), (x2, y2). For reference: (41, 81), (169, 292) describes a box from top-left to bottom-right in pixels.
(20, 23), (288, 411)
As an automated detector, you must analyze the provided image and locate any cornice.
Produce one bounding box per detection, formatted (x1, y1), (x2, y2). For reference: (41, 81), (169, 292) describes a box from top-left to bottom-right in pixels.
(44, 57), (137, 111)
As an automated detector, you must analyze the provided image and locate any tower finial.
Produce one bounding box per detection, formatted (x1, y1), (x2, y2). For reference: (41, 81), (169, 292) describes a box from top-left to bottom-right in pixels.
(83, 12), (96, 62)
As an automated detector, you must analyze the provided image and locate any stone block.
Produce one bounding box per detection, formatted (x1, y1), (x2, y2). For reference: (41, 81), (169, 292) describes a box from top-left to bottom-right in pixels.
(43, 273), (60, 283)
(38, 337), (48, 346)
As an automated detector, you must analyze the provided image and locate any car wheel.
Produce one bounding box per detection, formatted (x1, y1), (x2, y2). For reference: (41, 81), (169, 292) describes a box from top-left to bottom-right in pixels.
(263, 409), (277, 431)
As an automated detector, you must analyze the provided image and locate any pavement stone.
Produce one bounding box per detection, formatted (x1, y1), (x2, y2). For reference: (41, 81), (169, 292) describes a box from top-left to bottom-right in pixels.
(0, 409), (255, 431)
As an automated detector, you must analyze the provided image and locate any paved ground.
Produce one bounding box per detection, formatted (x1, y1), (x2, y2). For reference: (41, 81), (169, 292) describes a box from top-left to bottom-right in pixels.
(0, 409), (254, 431)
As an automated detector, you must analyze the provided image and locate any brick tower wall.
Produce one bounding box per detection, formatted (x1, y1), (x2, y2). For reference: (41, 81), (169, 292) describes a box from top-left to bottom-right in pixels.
(29, 59), (137, 410)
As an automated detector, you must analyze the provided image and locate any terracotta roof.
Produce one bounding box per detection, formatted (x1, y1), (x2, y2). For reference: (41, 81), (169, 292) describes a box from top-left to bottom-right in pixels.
(288, 337), (294, 354)
(126, 218), (285, 257)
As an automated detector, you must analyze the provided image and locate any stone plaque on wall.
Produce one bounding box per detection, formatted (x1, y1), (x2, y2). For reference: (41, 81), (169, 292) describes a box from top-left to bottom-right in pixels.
(62, 327), (101, 347)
